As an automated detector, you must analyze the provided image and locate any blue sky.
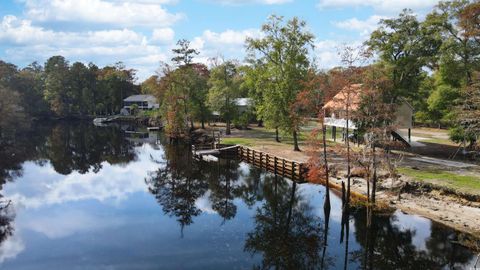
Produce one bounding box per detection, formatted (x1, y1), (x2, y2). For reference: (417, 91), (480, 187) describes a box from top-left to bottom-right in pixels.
(0, 0), (440, 81)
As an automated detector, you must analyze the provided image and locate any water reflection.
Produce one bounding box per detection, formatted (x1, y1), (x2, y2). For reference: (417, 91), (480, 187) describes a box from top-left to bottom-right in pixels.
(244, 176), (324, 269)
(0, 121), (137, 184)
(0, 122), (477, 269)
(146, 144), (208, 235)
(351, 208), (475, 269)
(0, 202), (14, 245)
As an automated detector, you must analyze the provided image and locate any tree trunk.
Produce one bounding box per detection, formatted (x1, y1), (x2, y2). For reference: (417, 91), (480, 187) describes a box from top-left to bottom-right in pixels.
(201, 119), (205, 129)
(293, 130), (300, 151)
(258, 120), (264, 127)
(322, 122), (331, 212)
(346, 104), (351, 205)
(226, 118), (231, 135)
(372, 144), (377, 204)
(275, 127), (280, 142)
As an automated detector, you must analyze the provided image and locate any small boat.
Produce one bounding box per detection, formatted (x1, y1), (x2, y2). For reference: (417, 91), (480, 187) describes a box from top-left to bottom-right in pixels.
(201, 154), (218, 162)
(93, 117), (109, 126)
(93, 116), (119, 125)
(93, 117), (106, 122)
(147, 126), (162, 131)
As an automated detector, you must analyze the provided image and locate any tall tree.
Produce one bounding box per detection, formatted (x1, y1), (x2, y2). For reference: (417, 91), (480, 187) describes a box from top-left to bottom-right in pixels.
(170, 39), (203, 130)
(43, 56), (70, 117)
(368, 9), (440, 105)
(426, 0), (480, 85)
(207, 60), (241, 135)
(158, 64), (189, 141)
(452, 72), (480, 148)
(246, 15), (314, 151)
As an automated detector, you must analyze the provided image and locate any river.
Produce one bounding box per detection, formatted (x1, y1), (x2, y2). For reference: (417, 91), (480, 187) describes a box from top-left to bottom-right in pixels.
(0, 121), (477, 269)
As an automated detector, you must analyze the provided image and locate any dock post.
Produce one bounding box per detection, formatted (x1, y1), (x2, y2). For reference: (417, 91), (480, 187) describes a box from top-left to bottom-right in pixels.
(274, 156), (277, 174)
(298, 163), (302, 181)
(292, 161), (295, 181)
(252, 149), (255, 166)
(266, 154), (269, 170)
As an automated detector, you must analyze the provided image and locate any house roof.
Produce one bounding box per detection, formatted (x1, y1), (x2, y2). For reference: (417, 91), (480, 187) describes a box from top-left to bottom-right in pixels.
(124, 95), (157, 102)
(323, 84), (414, 113)
(234, 98), (252, 107)
(323, 84), (363, 111)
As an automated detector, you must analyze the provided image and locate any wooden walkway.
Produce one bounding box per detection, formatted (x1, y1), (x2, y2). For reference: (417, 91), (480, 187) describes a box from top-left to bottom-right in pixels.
(192, 144), (307, 182)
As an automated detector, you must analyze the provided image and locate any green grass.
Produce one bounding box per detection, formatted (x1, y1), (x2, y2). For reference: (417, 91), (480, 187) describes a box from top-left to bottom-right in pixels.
(221, 137), (257, 147)
(398, 167), (480, 195)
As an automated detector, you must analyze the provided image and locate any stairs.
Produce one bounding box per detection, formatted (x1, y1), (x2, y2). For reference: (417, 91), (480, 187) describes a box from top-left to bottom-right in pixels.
(391, 130), (411, 147)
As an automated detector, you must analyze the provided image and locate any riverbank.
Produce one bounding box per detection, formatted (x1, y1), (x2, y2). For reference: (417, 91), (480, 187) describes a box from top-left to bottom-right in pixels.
(216, 125), (480, 242)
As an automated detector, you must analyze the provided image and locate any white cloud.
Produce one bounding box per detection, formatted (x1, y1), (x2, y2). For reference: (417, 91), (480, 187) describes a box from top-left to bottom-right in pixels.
(0, 15), (168, 81)
(151, 27), (175, 44)
(0, 15), (144, 46)
(207, 0), (292, 5)
(202, 29), (260, 45)
(21, 0), (183, 27)
(314, 39), (365, 69)
(318, 0), (439, 14)
(190, 28), (261, 63)
(333, 15), (387, 36)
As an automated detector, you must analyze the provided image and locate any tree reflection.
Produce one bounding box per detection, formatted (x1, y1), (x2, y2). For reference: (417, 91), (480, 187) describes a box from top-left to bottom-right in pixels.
(0, 200), (14, 249)
(350, 208), (475, 269)
(145, 144), (208, 235)
(208, 159), (242, 222)
(236, 166), (265, 208)
(244, 175), (324, 269)
(0, 122), (48, 185)
(0, 121), (138, 183)
(46, 122), (137, 175)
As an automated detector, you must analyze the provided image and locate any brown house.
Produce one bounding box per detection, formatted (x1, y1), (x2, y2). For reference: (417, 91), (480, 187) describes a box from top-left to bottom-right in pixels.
(323, 84), (414, 145)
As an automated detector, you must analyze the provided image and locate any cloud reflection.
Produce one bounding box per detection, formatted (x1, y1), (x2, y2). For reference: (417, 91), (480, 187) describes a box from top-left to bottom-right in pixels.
(4, 144), (162, 209)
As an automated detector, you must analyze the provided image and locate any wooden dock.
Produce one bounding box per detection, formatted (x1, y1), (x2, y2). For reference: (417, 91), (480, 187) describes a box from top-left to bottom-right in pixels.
(192, 144), (307, 182)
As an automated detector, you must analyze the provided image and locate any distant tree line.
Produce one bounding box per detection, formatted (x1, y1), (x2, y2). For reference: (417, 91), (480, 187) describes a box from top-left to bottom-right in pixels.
(0, 56), (139, 121)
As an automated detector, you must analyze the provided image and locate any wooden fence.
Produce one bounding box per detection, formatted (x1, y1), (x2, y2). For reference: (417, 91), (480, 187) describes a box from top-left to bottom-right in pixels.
(237, 146), (307, 182)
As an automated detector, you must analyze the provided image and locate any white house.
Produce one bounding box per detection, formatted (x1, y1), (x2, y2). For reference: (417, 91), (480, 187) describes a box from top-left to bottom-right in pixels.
(323, 84), (414, 146)
(122, 95), (159, 115)
(234, 98), (253, 114)
(211, 98), (253, 118)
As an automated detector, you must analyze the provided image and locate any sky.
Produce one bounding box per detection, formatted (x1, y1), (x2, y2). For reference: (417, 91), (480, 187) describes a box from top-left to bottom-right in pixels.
(0, 0), (441, 81)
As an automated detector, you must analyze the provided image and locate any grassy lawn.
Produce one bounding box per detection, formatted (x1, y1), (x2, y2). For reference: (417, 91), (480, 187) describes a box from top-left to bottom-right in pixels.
(220, 124), (344, 148)
(399, 167), (480, 195)
(221, 137), (258, 147)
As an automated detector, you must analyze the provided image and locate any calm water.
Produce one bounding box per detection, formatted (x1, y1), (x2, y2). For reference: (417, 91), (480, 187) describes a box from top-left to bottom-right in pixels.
(0, 122), (478, 269)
